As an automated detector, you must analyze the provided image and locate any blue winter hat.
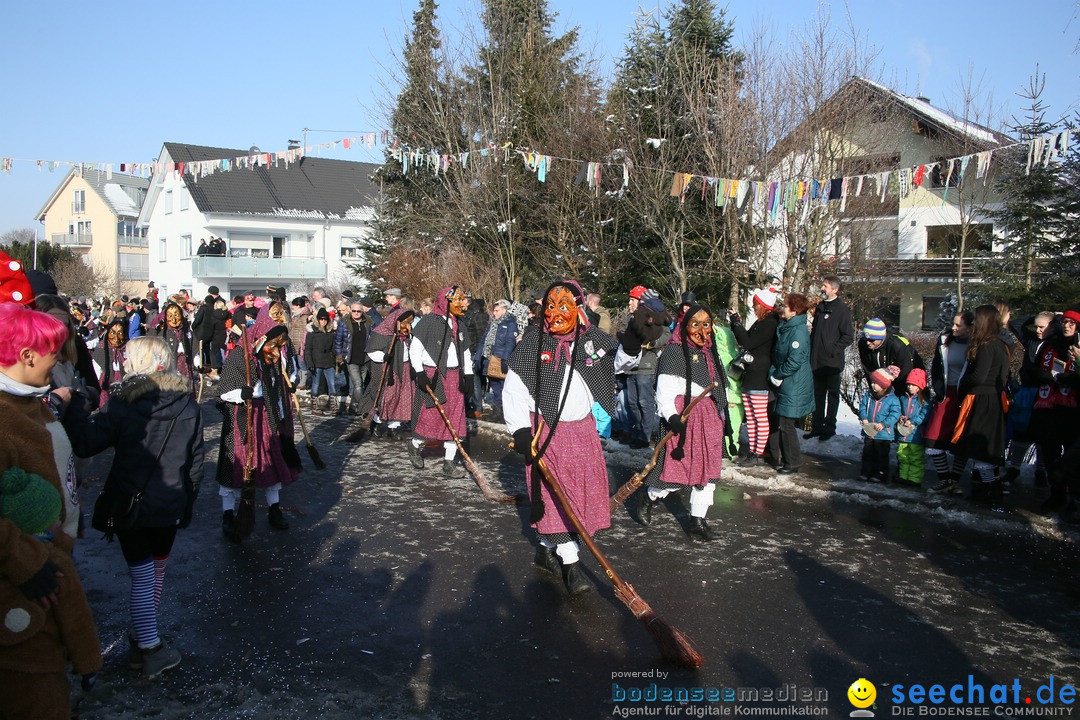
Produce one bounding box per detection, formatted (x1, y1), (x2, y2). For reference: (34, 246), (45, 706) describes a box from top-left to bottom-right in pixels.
(862, 318), (887, 341)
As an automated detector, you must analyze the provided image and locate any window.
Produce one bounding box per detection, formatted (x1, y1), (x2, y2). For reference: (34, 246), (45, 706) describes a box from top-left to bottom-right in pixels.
(921, 295), (949, 331)
(179, 190), (189, 211)
(340, 236), (360, 258)
(158, 238), (167, 262)
(164, 190), (173, 214)
(181, 234), (192, 258)
(72, 190), (85, 214)
(930, 158), (962, 189)
(926, 224), (993, 257)
(119, 253), (149, 280)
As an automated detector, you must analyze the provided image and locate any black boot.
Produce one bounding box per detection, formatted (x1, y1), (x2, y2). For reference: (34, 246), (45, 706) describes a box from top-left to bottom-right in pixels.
(533, 545), (560, 575)
(988, 480), (1006, 513)
(561, 562), (591, 596)
(638, 491), (658, 526)
(221, 510), (235, 539)
(407, 441), (425, 469)
(268, 503), (290, 530)
(688, 516), (716, 541)
(442, 460), (466, 479)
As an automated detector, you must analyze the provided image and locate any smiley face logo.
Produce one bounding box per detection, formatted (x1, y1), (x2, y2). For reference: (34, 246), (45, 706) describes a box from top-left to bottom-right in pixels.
(848, 678), (876, 709)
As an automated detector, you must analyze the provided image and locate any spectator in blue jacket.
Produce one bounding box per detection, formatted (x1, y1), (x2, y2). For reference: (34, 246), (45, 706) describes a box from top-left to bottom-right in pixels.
(477, 300), (518, 422)
(858, 368), (902, 482)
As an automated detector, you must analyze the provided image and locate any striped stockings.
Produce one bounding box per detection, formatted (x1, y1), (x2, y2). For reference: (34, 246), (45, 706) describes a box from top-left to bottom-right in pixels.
(153, 554), (169, 609)
(742, 391), (770, 456)
(128, 560), (159, 649)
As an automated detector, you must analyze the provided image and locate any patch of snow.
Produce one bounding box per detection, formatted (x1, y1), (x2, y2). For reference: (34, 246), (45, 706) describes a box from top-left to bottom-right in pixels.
(103, 183), (139, 215)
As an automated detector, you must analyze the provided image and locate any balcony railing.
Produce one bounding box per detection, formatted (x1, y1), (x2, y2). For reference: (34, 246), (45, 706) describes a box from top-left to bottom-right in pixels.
(837, 256), (983, 281)
(190, 256), (327, 280)
(118, 235), (149, 248)
(118, 266), (150, 281)
(51, 233), (93, 247)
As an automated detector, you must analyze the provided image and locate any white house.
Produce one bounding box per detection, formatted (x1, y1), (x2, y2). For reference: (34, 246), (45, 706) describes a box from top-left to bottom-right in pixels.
(762, 77), (1011, 331)
(137, 142), (380, 299)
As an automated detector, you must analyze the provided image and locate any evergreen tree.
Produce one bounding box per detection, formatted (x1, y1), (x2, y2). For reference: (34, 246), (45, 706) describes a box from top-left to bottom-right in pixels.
(980, 73), (1072, 308)
(606, 0), (745, 304)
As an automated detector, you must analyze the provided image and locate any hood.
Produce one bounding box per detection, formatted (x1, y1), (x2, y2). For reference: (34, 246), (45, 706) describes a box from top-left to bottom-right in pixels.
(111, 372), (194, 419)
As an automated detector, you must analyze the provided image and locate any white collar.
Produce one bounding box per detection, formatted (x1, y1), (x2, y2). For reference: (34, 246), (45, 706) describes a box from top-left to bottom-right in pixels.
(0, 369), (50, 398)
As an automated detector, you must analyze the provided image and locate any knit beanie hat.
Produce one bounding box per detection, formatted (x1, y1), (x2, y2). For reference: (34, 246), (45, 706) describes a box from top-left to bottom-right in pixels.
(869, 368), (895, 390)
(753, 289), (777, 310)
(862, 318), (887, 340)
(680, 291), (697, 306)
(0, 467), (61, 535)
(906, 368), (927, 390)
(628, 285), (647, 300)
(641, 288), (660, 303)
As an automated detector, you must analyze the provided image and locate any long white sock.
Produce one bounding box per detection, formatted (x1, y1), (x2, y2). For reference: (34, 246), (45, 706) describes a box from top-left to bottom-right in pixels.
(219, 486), (239, 512)
(265, 483), (281, 506)
(555, 541), (580, 565)
(443, 441), (457, 461)
(689, 483), (716, 518)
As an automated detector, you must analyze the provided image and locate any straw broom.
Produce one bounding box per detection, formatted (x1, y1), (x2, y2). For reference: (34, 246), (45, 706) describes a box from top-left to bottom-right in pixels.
(517, 419), (704, 669)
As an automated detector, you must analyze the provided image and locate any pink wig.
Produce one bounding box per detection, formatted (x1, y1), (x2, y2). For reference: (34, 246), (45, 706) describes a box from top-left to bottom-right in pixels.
(0, 303), (68, 366)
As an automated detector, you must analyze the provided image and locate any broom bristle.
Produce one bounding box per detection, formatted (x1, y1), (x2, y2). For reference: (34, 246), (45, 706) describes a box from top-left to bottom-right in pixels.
(643, 612), (705, 669)
(307, 444), (327, 470)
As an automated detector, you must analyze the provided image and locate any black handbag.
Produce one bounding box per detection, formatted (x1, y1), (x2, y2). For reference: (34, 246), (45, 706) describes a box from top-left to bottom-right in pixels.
(91, 418), (176, 541)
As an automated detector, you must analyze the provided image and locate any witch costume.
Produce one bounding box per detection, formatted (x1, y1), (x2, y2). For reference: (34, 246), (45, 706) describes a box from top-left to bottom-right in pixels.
(215, 308), (301, 536)
(367, 307), (416, 439)
(503, 280), (618, 595)
(151, 302), (196, 394)
(408, 287), (474, 478)
(93, 318), (128, 407)
(639, 304), (732, 541)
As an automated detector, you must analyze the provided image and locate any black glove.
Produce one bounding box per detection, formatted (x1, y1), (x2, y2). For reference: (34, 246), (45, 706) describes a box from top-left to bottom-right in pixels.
(19, 560), (60, 602)
(667, 414), (686, 435)
(240, 386), (254, 401)
(415, 372), (432, 394)
(728, 312), (741, 326)
(461, 374), (475, 398)
(512, 427), (536, 461)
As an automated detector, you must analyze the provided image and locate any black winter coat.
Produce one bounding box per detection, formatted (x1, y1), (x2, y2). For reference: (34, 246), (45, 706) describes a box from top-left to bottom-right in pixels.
(304, 329), (337, 369)
(192, 304), (214, 342)
(210, 308), (229, 346)
(730, 313), (778, 391)
(858, 332), (914, 392)
(809, 297), (854, 372)
(65, 372), (204, 528)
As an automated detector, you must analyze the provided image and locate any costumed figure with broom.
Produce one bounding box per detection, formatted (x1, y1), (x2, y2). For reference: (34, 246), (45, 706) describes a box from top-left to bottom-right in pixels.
(150, 301), (196, 394)
(93, 317), (128, 407)
(635, 304), (732, 541)
(407, 286), (473, 478)
(503, 280), (620, 595)
(366, 307), (416, 440)
(215, 308), (301, 540)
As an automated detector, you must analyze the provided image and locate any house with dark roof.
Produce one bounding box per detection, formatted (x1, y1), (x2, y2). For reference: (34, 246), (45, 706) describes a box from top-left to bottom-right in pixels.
(36, 167), (151, 296)
(761, 76), (1011, 331)
(137, 142), (380, 298)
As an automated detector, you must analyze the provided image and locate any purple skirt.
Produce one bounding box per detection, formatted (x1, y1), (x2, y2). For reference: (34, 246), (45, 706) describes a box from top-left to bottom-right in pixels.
(380, 363), (415, 422)
(660, 395), (724, 487)
(527, 415), (611, 536)
(226, 399), (300, 489)
(413, 368), (465, 441)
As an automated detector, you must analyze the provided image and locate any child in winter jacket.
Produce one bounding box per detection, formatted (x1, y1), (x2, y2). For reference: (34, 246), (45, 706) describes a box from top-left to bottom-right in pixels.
(0, 467), (102, 719)
(896, 368), (931, 486)
(859, 368), (901, 482)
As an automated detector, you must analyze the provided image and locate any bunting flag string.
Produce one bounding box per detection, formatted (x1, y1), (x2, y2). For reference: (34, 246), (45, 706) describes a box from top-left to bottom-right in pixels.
(1, 127), (1074, 228)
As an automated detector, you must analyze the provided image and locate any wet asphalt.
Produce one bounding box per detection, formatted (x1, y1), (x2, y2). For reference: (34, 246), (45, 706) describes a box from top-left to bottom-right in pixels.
(68, 392), (1080, 719)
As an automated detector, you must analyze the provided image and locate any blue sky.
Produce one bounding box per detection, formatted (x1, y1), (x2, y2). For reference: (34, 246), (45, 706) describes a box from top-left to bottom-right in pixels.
(1, 0), (1076, 236)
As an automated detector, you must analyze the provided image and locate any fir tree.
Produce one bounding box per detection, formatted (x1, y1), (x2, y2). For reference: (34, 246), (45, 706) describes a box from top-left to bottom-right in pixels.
(980, 72), (1071, 307)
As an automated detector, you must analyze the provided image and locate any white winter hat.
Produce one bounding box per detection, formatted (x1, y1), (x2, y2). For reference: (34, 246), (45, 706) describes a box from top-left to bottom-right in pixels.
(753, 289), (777, 309)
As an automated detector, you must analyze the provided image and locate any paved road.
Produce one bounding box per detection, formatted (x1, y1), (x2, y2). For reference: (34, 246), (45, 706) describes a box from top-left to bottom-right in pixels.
(70, 401), (1080, 719)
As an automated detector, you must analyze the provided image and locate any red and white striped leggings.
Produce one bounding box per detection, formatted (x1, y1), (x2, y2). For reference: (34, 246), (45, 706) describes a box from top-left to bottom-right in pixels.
(742, 390), (770, 456)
